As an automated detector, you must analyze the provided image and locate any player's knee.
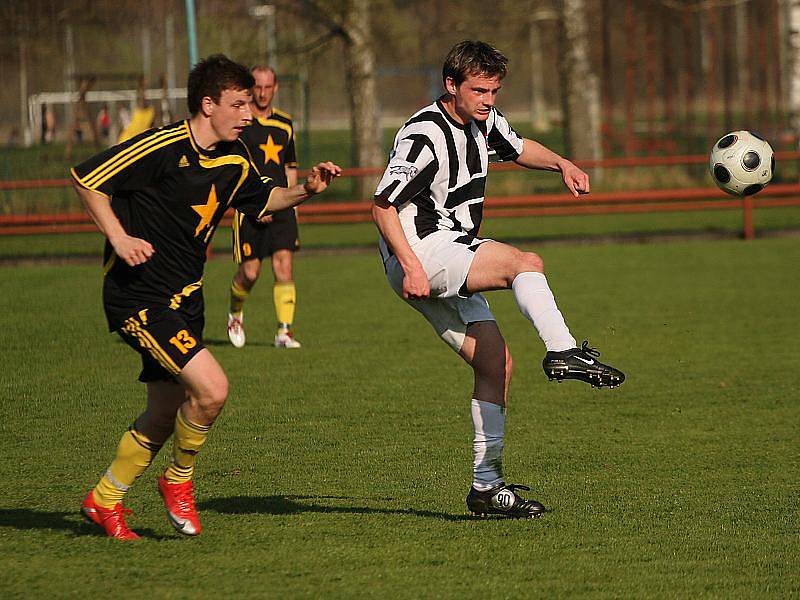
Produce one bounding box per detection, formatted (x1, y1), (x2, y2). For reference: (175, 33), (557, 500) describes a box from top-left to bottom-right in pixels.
(504, 250), (544, 286)
(194, 379), (229, 420)
(272, 254), (293, 281)
(518, 251), (544, 275)
(240, 261), (261, 286)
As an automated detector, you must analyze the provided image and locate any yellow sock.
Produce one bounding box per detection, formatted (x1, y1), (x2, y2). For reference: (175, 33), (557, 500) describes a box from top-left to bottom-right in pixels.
(93, 426), (162, 509)
(163, 409), (211, 484)
(273, 281), (296, 329)
(230, 280), (249, 315)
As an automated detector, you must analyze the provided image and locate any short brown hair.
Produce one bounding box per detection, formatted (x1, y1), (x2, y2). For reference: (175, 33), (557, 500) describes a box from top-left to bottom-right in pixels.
(442, 40), (508, 87)
(187, 54), (254, 116)
(251, 65), (277, 81)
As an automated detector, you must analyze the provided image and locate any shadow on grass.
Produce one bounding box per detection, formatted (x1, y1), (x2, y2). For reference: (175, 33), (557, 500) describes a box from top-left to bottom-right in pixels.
(200, 495), (474, 522)
(0, 508), (168, 540)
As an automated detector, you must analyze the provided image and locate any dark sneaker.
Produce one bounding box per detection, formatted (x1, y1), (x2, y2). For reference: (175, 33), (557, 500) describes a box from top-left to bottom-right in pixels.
(542, 340), (625, 388)
(466, 483), (546, 518)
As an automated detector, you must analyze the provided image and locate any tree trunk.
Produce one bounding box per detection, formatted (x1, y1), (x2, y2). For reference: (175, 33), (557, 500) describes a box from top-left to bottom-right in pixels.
(529, 3), (557, 132)
(342, 0), (382, 199)
(558, 0), (602, 164)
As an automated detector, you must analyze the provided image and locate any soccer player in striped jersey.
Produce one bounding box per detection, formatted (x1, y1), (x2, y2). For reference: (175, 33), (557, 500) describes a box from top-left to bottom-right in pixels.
(72, 55), (341, 539)
(227, 66), (303, 349)
(373, 41), (624, 519)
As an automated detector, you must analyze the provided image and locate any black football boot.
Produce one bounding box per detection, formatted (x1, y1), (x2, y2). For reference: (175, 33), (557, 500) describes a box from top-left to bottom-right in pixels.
(466, 483), (546, 518)
(542, 340), (625, 388)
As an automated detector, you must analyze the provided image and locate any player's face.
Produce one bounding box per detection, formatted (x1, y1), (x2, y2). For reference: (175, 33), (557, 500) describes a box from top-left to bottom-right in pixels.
(252, 70), (278, 112)
(447, 73), (502, 123)
(209, 88), (253, 142)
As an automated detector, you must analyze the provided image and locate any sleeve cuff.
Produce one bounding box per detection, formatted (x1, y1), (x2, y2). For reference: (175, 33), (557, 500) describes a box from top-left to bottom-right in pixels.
(70, 168), (111, 200)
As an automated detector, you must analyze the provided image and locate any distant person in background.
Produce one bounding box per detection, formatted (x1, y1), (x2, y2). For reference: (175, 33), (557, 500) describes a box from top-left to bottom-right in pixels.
(227, 66), (302, 349)
(372, 40), (625, 520)
(97, 105), (111, 141)
(65, 76), (99, 159)
(40, 104), (48, 144)
(6, 127), (20, 149)
(118, 105), (132, 134)
(45, 105), (56, 143)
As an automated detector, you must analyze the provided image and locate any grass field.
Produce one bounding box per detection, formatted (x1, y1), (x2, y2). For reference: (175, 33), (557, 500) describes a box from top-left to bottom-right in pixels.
(0, 235), (797, 597)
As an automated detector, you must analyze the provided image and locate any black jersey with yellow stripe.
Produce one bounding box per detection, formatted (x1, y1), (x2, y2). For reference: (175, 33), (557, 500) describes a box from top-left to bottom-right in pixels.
(72, 119), (278, 330)
(238, 108), (297, 186)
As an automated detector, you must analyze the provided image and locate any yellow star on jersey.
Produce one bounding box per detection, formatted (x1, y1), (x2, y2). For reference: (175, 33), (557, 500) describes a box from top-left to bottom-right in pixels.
(260, 135), (283, 166)
(191, 184), (219, 237)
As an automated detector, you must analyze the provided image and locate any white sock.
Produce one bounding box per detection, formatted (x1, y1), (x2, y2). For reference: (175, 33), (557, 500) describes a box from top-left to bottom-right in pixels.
(511, 271), (576, 352)
(471, 399), (505, 491)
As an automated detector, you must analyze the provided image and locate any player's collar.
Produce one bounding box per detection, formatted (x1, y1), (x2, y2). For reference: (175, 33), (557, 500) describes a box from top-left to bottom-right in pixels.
(251, 107), (274, 125)
(186, 119), (229, 157)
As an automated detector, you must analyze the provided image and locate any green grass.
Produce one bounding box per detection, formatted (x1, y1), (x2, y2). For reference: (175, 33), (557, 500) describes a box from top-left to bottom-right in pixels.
(0, 237), (798, 597)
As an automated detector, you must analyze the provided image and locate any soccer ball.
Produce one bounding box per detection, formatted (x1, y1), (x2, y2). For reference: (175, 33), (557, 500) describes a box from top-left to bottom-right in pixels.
(709, 130), (774, 196)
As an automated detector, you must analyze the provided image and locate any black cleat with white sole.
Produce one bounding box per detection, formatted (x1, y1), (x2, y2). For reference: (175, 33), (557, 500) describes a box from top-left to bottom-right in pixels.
(542, 340), (625, 388)
(466, 483), (546, 519)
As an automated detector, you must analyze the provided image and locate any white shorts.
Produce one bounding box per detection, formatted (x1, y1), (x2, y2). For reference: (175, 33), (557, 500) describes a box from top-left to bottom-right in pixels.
(384, 230), (495, 352)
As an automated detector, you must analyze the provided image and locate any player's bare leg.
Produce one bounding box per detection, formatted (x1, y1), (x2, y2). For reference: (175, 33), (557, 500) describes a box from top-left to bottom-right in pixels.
(228, 259), (262, 348)
(158, 350), (229, 536)
(136, 381), (187, 443)
(272, 249), (301, 348)
(459, 321), (545, 518)
(177, 350), (229, 425)
(467, 241), (624, 388)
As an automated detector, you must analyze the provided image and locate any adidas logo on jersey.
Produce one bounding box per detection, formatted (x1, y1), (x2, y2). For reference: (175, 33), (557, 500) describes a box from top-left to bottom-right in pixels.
(178, 155), (190, 168)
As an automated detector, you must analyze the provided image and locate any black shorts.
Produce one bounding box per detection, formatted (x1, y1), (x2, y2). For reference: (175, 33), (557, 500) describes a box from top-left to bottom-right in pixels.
(115, 305), (205, 383)
(232, 209), (299, 263)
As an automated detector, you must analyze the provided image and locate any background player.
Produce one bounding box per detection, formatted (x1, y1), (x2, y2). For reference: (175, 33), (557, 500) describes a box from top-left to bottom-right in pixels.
(227, 66), (302, 349)
(72, 54), (341, 540)
(372, 41), (624, 520)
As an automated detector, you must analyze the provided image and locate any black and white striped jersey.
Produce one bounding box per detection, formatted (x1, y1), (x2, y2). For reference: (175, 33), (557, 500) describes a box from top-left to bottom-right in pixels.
(375, 99), (524, 255)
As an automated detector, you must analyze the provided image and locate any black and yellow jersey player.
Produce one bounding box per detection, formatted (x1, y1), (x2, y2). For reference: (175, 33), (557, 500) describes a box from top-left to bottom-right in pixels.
(71, 54), (341, 541)
(227, 66), (304, 350)
(234, 108), (299, 264)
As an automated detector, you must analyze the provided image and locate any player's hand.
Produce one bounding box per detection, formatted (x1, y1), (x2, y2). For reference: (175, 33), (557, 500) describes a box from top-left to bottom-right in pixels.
(303, 162), (342, 195)
(403, 266), (430, 300)
(258, 214), (274, 224)
(111, 234), (154, 266)
(560, 160), (590, 197)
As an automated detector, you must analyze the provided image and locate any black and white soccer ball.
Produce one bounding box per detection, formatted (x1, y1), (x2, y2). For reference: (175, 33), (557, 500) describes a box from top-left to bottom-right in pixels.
(709, 130), (774, 196)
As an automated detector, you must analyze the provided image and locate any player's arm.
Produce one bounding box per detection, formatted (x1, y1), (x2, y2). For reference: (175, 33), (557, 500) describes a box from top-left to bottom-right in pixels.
(515, 138), (590, 197)
(285, 166), (298, 188)
(261, 162), (341, 214)
(71, 179), (154, 266)
(371, 199), (429, 300)
(285, 125), (299, 188)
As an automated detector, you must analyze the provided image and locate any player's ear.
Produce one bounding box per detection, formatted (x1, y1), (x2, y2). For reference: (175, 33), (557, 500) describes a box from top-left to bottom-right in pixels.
(201, 96), (215, 117)
(444, 77), (457, 96)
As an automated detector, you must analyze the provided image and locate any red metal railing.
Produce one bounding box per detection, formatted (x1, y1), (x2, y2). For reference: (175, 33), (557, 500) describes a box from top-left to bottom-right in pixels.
(2, 151), (800, 239)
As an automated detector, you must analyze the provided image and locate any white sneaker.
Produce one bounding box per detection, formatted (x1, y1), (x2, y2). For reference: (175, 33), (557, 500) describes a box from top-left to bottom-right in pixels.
(274, 329), (301, 348)
(227, 313), (246, 348)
